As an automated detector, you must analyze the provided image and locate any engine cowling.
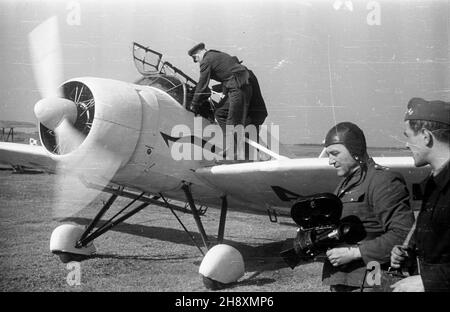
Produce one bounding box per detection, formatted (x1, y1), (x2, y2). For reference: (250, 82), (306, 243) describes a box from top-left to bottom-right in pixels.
(38, 77), (145, 173)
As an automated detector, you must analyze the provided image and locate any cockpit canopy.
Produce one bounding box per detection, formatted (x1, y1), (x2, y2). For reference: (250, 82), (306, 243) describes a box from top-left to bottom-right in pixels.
(132, 42), (216, 122)
(133, 42), (220, 122)
(132, 42), (196, 107)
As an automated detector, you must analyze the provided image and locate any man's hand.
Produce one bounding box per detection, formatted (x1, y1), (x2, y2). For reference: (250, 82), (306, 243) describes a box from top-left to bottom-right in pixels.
(326, 245), (361, 267)
(391, 275), (424, 292)
(390, 245), (409, 269)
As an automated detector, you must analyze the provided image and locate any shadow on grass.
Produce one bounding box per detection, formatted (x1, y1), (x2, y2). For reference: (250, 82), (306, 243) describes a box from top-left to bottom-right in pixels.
(62, 217), (318, 273)
(216, 276), (278, 289)
(91, 253), (196, 261)
(63, 216), (221, 246)
(228, 271), (277, 288)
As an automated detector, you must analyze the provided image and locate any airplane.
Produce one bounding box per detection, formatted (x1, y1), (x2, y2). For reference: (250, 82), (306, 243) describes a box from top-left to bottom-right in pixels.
(0, 120), (36, 143)
(0, 120), (40, 172)
(0, 16), (430, 264)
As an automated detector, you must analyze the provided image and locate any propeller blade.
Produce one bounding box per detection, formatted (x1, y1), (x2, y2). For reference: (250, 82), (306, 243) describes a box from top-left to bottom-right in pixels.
(28, 17), (122, 220)
(54, 118), (84, 155)
(53, 136), (122, 219)
(28, 16), (63, 98)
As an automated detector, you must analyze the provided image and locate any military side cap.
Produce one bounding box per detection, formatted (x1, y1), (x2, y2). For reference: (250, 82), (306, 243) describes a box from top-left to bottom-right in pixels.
(188, 42), (205, 56)
(405, 97), (450, 125)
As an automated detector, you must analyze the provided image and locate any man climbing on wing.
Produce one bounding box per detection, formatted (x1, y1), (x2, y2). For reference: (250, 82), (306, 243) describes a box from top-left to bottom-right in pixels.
(188, 42), (267, 160)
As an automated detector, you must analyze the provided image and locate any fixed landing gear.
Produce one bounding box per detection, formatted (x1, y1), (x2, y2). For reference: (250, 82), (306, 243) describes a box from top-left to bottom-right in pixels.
(55, 252), (89, 264)
(161, 183), (229, 256)
(50, 192), (149, 263)
(181, 183), (210, 249)
(49, 184), (230, 263)
(181, 183), (229, 246)
(50, 224), (96, 262)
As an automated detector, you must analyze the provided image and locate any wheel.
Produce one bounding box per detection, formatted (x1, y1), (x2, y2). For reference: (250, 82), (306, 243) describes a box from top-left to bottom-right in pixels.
(50, 224), (96, 263)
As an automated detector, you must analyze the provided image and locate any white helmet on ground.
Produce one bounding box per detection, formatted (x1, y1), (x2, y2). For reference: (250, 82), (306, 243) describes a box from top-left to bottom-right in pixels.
(50, 224), (96, 258)
(199, 244), (245, 290)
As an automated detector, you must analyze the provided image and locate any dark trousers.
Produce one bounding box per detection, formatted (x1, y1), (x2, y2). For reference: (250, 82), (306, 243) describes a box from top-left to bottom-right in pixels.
(214, 84), (254, 159)
(215, 84), (252, 130)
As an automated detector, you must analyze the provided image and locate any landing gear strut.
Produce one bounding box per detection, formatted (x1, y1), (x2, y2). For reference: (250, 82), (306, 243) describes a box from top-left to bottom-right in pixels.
(181, 183), (229, 249)
(50, 192), (152, 262)
(76, 192), (150, 248)
(182, 183), (210, 250)
(217, 195), (228, 244)
(50, 183), (231, 263)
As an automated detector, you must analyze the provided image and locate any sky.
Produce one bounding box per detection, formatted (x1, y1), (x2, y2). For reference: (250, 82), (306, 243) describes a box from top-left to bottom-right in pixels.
(0, 0), (449, 146)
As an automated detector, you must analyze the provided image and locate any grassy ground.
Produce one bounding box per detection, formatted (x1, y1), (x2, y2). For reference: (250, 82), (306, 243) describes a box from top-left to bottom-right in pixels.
(0, 144), (410, 292)
(0, 169), (328, 292)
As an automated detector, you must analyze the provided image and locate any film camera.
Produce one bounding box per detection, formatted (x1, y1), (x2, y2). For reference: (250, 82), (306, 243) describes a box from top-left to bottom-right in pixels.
(281, 193), (365, 269)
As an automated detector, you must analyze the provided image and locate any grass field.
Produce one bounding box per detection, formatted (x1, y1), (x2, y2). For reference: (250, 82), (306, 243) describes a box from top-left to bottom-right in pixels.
(0, 143), (412, 293)
(0, 169), (329, 292)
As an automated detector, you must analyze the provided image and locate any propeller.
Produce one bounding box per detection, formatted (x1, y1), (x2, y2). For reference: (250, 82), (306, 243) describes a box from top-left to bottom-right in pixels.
(29, 16), (79, 154)
(28, 16), (63, 99)
(52, 138), (122, 219)
(29, 17), (121, 219)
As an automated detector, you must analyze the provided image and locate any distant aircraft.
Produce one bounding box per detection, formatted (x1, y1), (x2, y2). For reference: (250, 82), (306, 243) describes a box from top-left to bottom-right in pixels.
(0, 120), (36, 143)
(0, 17), (429, 263)
(0, 120), (38, 172)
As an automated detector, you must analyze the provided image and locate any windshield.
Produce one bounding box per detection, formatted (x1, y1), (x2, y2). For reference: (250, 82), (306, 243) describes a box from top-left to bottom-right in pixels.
(133, 42), (163, 75)
(132, 42), (215, 121)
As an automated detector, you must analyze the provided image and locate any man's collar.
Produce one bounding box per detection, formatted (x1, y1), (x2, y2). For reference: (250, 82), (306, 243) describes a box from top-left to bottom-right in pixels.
(341, 163), (363, 186)
(432, 159), (450, 190)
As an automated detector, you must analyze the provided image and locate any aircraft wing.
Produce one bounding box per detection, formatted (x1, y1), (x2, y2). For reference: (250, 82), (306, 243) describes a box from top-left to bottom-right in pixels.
(0, 142), (56, 172)
(194, 157), (430, 213)
(0, 120), (36, 128)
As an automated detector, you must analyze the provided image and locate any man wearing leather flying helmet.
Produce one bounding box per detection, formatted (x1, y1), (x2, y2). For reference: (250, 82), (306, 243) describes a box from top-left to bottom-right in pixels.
(321, 122), (414, 291)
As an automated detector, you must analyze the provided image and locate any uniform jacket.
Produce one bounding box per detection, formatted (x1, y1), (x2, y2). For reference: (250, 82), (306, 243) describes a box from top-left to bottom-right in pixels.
(322, 159), (414, 287)
(247, 70), (267, 126)
(192, 50), (267, 126)
(410, 160), (450, 291)
(192, 50), (248, 107)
